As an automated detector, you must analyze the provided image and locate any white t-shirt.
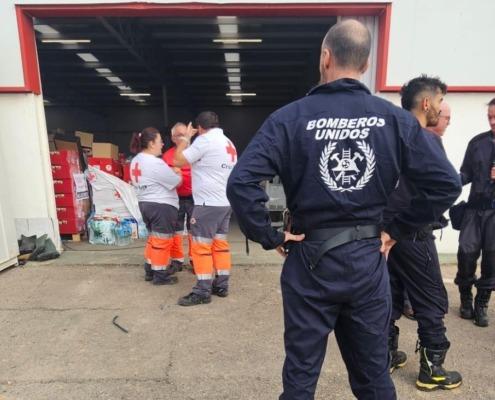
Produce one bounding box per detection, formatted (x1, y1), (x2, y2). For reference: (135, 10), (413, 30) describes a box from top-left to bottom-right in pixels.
(130, 152), (180, 208)
(183, 128), (237, 207)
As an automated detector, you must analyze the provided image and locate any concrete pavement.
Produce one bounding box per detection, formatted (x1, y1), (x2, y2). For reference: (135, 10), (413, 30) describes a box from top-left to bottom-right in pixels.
(0, 231), (494, 399)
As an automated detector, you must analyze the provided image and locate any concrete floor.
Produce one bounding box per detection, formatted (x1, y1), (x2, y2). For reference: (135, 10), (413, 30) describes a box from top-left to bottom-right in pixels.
(0, 228), (494, 400)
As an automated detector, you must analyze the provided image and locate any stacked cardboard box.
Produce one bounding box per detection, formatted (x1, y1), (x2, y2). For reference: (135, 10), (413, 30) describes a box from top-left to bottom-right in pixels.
(50, 150), (89, 234)
(88, 142), (122, 178)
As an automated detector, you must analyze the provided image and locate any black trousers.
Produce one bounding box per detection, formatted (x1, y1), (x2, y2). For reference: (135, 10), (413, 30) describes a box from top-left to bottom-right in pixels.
(456, 208), (495, 290)
(388, 236), (449, 348)
(280, 238), (396, 400)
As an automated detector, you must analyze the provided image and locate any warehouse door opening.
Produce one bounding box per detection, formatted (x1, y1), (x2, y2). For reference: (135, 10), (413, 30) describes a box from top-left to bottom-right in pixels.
(18, 3), (388, 241)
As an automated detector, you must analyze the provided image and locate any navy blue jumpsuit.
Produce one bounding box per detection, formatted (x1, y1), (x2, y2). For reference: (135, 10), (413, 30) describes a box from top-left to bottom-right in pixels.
(384, 139), (452, 350)
(456, 131), (495, 290)
(226, 79), (461, 400)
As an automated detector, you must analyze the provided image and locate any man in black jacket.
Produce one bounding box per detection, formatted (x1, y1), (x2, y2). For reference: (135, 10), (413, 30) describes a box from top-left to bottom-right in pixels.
(227, 20), (461, 400)
(456, 98), (495, 327)
(384, 77), (462, 391)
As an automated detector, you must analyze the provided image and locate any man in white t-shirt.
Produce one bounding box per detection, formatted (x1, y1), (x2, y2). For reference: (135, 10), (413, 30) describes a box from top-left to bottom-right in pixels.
(174, 111), (237, 306)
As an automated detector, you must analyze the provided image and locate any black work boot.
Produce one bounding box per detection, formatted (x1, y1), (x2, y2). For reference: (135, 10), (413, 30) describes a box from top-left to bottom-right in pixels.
(152, 270), (178, 285)
(144, 263), (153, 281)
(178, 292), (211, 306)
(389, 326), (407, 373)
(474, 289), (491, 327)
(459, 286), (474, 319)
(416, 346), (462, 391)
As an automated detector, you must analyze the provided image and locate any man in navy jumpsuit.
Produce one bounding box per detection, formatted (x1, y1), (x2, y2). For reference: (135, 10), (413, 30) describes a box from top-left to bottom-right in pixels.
(384, 76), (462, 391)
(227, 20), (461, 400)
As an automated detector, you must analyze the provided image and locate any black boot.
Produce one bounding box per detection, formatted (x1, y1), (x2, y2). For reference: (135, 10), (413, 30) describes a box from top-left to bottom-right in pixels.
(459, 286), (474, 319)
(144, 263), (153, 281)
(416, 345), (462, 391)
(389, 326), (407, 373)
(474, 289), (491, 327)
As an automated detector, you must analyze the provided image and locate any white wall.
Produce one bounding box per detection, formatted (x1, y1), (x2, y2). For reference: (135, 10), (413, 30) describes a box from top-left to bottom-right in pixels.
(0, 94), (61, 248)
(380, 92), (495, 253)
(387, 0), (495, 86)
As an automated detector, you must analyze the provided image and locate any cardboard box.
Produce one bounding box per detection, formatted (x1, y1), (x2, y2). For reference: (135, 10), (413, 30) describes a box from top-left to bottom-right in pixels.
(55, 192), (75, 207)
(54, 139), (79, 153)
(75, 131), (94, 148)
(92, 143), (119, 160)
(53, 179), (75, 194)
(56, 206), (78, 220)
(58, 216), (85, 234)
(89, 157), (122, 177)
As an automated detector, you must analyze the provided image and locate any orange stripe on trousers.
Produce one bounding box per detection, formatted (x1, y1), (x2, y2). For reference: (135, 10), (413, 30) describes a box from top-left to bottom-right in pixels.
(149, 235), (173, 268)
(212, 238), (231, 271)
(191, 241), (213, 275)
(171, 234), (184, 260)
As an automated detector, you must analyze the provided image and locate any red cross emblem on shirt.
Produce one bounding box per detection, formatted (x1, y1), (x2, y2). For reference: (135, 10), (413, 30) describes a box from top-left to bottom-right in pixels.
(226, 141), (237, 162)
(132, 162), (142, 183)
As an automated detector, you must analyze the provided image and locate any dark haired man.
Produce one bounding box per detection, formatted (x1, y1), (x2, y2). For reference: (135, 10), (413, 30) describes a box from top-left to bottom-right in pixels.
(227, 20), (461, 400)
(384, 75), (462, 391)
(456, 98), (495, 326)
(174, 111), (237, 306)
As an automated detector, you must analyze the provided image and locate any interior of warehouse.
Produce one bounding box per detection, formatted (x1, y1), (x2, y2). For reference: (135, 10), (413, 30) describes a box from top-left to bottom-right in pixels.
(18, 9), (379, 248)
(37, 15), (341, 154)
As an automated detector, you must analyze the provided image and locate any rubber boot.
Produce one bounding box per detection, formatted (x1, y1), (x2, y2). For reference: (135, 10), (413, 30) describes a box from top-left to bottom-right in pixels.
(459, 286), (474, 319)
(416, 345), (462, 391)
(389, 325), (407, 373)
(144, 262), (153, 281)
(474, 289), (491, 327)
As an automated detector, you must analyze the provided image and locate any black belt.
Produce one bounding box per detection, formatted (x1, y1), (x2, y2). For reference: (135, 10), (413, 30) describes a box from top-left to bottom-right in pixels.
(306, 225), (380, 270)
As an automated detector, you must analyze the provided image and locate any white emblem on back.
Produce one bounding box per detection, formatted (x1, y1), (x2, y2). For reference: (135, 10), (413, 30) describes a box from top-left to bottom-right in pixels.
(319, 141), (375, 192)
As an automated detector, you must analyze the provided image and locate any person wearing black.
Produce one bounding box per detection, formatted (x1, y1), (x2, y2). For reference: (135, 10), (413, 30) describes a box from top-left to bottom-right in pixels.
(227, 20), (461, 400)
(456, 98), (495, 327)
(384, 76), (462, 391)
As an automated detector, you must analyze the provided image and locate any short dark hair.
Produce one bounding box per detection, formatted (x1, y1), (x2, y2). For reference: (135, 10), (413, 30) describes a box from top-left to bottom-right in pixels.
(400, 75), (447, 111)
(488, 98), (495, 107)
(323, 19), (371, 71)
(195, 111), (219, 130)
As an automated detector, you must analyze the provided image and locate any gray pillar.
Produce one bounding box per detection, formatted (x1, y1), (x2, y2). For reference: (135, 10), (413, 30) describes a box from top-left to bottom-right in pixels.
(162, 85), (169, 128)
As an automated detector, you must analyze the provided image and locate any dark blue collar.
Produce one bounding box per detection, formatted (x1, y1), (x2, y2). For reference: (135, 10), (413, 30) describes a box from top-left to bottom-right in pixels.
(307, 78), (371, 96)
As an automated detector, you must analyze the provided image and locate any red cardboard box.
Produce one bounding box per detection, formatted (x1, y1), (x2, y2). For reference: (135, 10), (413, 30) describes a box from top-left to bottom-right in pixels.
(51, 164), (74, 179)
(88, 157), (122, 178)
(53, 179), (75, 194)
(122, 162), (131, 183)
(58, 216), (85, 234)
(50, 150), (80, 167)
(56, 206), (77, 220)
(54, 192), (75, 207)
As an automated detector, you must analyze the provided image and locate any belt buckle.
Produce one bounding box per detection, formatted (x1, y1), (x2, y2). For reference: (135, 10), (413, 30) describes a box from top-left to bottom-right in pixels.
(355, 225), (362, 241)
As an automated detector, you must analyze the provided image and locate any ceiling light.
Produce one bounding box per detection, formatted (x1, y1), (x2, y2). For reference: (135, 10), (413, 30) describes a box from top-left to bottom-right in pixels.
(134, 99), (146, 103)
(224, 53), (240, 62)
(232, 98), (242, 103)
(117, 85), (131, 91)
(218, 25), (238, 35)
(229, 85), (241, 91)
(42, 39), (91, 44)
(96, 68), (112, 74)
(226, 93), (256, 97)
(228, 76), (241, 83)
(214, 39), (262, 44)
(120, 93), (151, 97)
(34, 25), (59, 35)
(227, 68), (240, 74)
(105, 76), (122, 83)
(77, 53), (99, 62)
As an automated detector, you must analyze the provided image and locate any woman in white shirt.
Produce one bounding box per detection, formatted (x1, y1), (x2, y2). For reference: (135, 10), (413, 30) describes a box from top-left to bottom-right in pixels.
(130, 127), (182, 285)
